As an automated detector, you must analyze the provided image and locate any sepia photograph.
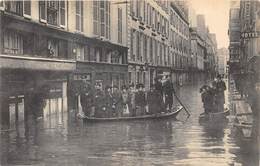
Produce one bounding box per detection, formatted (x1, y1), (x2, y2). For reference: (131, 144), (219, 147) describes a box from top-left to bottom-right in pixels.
(0, 0), (259, 165)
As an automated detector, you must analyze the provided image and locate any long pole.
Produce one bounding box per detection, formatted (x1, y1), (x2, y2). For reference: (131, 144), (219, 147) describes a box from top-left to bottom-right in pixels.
(173, 91), (191, 117)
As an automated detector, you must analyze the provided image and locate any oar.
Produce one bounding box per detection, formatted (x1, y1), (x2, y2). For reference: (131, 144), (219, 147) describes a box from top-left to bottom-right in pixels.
(173, 92), (191, 117)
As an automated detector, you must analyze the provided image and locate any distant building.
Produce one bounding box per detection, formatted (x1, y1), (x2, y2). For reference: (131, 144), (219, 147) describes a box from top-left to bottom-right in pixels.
(217, 48), (229, 75)
(128, 0), (190, 88)
(228, 0), (240, 74)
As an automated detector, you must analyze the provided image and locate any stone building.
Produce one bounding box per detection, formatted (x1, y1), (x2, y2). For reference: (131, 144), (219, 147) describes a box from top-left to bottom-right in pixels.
(128, 0), (190, 88)
(0, 0), (129, 91)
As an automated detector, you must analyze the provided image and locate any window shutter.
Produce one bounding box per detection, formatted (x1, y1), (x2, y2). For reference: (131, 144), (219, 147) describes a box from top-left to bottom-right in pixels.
(60, 1), (65, 27)
(23, 0), (31, 17)
(39, 1), (46, 22)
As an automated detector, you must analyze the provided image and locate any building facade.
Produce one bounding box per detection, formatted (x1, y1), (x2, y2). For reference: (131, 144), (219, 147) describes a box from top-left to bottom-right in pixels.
(217, 47), (228, 75)
(228, 0), (240, 74)
(128, 0), (190, 88)
(0, 0), (129, 91)
(189, 14), (218, 80)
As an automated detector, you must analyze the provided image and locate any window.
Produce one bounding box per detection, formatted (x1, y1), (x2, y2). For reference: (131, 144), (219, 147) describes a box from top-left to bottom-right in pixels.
(3, 30), (23, 55)
(39, 1), (46, 22)
(93, 1), (110, 39)
(23, 0), (31, 17)
(111, 50), (120, 64)
(149, 37), (153, 63)
(130, 29), (136, 61)
(60, 0), (65, 27)
(118, 8), (122, 44)
(84, 45), (90, 61)
(76, 0), (83, 31)
(143, 35), (147, 62)
(0, 0), (3, 9)
(76, 44), (84, 61)
(39, 1), (66, 27)
(47, 1), (59, 25)
(5, 1), (23, 16)
(47, 39), (58, 57)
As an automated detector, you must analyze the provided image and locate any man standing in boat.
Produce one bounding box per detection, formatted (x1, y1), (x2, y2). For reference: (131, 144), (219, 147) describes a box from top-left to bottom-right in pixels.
(80, 82), (93, 117)
(213, 74), (226, 112)
(162, 75), (175, 112)
(93, 83), (105, 118)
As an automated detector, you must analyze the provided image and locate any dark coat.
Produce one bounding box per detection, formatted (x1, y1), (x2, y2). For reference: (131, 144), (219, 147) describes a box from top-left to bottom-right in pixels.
(147, 90), (163, 114)
(80, 91), (94, 110)
(201, 89), (214, 111)
(135, 91), (146, 107)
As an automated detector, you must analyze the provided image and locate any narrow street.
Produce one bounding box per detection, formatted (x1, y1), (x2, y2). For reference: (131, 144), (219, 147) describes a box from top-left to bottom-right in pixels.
(0, 80), (258, 166)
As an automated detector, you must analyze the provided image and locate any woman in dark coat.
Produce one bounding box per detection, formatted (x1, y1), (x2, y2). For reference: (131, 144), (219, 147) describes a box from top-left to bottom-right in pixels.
(147, 84), (164, 114)
(104, 86), (114, 117)
(135, 84), (146, 116)
(112, 85), (123, 117)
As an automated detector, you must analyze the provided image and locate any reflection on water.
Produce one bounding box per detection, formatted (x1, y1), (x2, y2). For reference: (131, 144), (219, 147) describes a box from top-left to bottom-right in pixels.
(0, 80), (258, 166)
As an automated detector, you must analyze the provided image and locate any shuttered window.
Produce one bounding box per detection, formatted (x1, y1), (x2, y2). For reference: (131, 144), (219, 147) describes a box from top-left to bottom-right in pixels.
(39, 1), (46, 22)
(23, 0), (31, 17)
(76, 0), (83, 32)
(93, 1), (110, 39)
(60, 1), (65, 27)
(118, 8), (122, 43)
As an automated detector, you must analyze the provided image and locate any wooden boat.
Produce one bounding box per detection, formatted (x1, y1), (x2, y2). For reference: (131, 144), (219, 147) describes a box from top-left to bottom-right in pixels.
(79, 106), (183, 122)
(199, 109), (230, 124)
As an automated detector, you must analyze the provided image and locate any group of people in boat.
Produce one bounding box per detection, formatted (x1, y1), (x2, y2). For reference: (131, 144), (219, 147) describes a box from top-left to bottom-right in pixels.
(79, 75), (176, 118)
(200, 74), (226, 114)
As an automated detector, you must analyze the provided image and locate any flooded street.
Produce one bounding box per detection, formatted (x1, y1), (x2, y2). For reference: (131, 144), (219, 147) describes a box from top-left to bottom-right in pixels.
(0, 80), (258, 166)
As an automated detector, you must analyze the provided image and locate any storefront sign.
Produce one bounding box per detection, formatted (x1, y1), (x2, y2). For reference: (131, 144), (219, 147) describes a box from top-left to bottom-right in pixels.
(241, 32), (259, 38)
(73, 74), (91, 81)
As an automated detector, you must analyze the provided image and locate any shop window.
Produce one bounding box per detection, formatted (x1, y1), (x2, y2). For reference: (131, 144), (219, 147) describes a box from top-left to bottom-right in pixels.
(3, 30), (23, 55)
(84, 45), (90, 61)
(111, 50), (120, 64)
(47, 39), (58, 57)
(76, 44), (84, 61)
(76, 0), (83, 32)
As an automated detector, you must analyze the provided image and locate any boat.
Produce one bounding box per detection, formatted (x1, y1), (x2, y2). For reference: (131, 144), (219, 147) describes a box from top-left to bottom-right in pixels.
(79, 106), (183, 122)
(199, 109), (230, 124)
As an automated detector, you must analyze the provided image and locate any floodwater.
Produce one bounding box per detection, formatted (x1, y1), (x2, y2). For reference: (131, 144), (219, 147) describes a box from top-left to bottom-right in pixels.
(0, 80), (258, 166)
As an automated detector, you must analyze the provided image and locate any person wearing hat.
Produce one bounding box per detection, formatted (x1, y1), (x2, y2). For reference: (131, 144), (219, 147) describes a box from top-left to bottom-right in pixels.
(213, 74), (226, 112)
(147, 84), (164, 114)
(200, 85), (214, 114)
(121, 85), (130, 116)
(104, 85), (113, 117)
(162, 75), (175, 112)
(80, 83), (94, 117)
(135, 83), (146, 116)
(129, 84), (136, 116)
(93, 83), (105, 118)
(112, 85), (123, 117)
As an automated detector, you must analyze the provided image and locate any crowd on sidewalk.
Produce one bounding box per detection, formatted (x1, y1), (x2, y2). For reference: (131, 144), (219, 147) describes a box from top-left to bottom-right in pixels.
(77, 75), (177, 118)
